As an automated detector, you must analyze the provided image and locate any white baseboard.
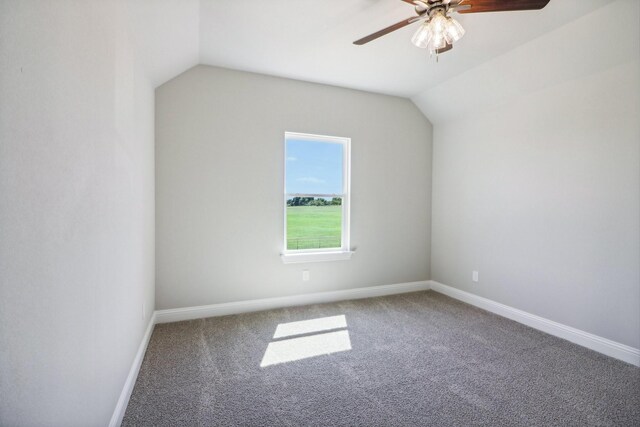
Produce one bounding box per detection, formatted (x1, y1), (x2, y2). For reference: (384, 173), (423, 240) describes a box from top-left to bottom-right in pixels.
(429, 280), (640, 367)
(155, 281), (430, 324)
(109, 312), (156, 427)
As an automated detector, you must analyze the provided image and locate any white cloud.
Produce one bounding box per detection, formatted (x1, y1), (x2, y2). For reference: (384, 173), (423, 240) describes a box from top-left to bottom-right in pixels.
(287, 156), (297, 161)
(297, 177), (325, 184)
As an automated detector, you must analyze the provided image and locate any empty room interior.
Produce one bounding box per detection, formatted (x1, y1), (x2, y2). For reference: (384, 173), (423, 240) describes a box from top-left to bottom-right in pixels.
(1, 0), (639, 426)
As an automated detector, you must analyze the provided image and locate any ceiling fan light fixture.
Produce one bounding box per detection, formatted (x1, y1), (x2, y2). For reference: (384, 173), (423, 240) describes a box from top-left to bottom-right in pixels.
(411, 22), (432, 49)
(430, 32), (448, 51)
(444, 17), (465, 43)
(411, 9), (461, 54)
(429, 11), (448, 34)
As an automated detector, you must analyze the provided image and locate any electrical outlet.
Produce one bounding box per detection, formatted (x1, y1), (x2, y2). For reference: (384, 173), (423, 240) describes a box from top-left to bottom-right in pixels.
(302, 270), (310, 281)
(472, 271), (479, 283)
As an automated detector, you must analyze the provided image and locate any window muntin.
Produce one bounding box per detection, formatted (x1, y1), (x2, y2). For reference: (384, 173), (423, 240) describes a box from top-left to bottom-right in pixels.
(284, 132), (350, 254)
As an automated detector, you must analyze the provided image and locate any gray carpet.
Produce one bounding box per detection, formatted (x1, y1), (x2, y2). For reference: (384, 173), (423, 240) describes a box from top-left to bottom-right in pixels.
(123, 291), (640, 426)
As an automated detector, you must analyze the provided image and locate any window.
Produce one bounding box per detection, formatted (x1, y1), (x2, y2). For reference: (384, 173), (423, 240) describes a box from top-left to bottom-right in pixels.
(281, 132), (352, 264)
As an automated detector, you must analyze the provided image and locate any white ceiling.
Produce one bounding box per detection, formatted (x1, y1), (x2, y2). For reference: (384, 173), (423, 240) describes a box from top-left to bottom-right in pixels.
(129, 0), (610, 97)
(413, 0), (639, 122)
(126, 0), (200, 86)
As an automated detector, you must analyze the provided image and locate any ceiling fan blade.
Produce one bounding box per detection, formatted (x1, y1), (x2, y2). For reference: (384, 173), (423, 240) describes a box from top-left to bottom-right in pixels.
(353, 16), (421, 45)
(456, 0), (550, 13)
(400, 0), (430, 8)
(435, 43), (453, 54)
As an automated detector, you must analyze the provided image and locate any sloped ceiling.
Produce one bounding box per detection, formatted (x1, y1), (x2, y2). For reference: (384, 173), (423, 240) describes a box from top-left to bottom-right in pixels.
(125, 0), (200, 87)
(413, 0), (639, 123)
(198, 0), (607, 97)
(126, 0), (618, 112)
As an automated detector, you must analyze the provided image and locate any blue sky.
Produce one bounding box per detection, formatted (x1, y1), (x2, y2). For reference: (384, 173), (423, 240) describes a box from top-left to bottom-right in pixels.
(286, 139), (343, 194)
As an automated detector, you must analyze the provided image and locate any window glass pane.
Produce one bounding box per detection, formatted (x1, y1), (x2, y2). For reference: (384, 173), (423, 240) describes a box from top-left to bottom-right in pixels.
(286, 139), (343, 195)
(286, 197), (342, 250)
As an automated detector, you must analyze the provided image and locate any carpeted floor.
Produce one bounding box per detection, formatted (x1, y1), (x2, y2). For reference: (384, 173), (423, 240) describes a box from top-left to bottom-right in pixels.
(123, 291), (640, 426)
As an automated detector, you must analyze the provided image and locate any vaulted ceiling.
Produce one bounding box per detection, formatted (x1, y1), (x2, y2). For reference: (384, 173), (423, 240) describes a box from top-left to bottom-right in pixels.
(125, 0), (617, 117)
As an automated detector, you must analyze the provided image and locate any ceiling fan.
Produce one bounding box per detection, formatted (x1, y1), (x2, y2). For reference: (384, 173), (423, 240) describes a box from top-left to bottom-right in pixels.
(353, 0), (551, 55)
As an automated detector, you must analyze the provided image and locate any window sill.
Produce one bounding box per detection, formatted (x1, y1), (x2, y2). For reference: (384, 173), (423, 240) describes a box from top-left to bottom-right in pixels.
(280, 250), (354, 264)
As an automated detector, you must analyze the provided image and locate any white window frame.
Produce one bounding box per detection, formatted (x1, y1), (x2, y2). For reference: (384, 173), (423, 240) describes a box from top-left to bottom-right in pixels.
(281, 132), (353, 264)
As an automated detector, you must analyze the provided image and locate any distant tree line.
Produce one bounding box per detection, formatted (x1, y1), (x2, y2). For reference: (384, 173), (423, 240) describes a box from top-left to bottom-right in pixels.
(287, 197), (342, 207)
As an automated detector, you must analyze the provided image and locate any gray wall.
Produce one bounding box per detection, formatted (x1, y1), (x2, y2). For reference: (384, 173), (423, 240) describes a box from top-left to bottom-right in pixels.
(427, 0), (640, 348)
(156, 65), (432, 310)
(0, 1), (155, 425)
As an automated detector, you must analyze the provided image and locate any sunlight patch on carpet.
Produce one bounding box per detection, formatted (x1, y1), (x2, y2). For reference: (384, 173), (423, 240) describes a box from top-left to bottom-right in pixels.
(261, 330), (351, 367)
(261, 315), (351, 367)
(273, 315), (347, 339)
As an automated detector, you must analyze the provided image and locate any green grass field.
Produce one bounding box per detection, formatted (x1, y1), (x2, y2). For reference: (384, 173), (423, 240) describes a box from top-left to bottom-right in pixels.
(286, 205), (342, 250)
